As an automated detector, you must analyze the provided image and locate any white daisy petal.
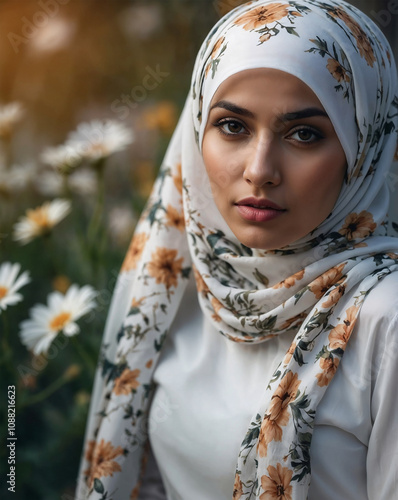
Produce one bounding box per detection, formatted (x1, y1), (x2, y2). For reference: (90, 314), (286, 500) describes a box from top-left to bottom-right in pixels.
(66, 119), (134, 162)
(68, 169), (97, 196)
(64, 322), (80, 336)
(13, 198), (71, 245)
(19, 283), (97, 355)
(0, 102), (24, 138)
(41, 143), (83, 174)
(32, 334), (58, 356)
(0, 262), (31, 313)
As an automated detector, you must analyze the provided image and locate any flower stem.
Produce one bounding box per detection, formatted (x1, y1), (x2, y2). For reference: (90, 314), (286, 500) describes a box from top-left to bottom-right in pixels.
(0, 313), (18, 382)
(87, 159), (106, 246)
(19, 372), (70, 408)
(71, 336), (96, 374)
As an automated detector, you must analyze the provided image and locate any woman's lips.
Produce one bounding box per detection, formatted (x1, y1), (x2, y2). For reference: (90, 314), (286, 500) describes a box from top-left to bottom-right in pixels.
(235, 197), (286, 222)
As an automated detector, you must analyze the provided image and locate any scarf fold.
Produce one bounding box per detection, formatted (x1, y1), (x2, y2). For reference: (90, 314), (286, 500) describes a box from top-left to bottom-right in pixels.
(76, 1), (398, 499)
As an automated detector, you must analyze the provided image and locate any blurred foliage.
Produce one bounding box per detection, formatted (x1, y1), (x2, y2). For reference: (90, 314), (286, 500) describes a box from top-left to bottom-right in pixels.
(0, 1), (396, 499)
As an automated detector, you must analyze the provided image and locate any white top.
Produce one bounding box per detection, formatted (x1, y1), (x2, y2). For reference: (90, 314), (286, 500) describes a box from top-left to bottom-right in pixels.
(146, 272), (398, 500)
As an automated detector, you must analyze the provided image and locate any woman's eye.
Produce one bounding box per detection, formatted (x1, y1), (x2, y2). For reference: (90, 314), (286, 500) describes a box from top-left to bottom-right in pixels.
(289, 128), (320, 143)
(217, 120), (246, 136)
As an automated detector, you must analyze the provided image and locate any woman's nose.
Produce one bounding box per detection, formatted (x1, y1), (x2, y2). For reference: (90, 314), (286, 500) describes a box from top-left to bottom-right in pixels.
(243, 136), (281, 187)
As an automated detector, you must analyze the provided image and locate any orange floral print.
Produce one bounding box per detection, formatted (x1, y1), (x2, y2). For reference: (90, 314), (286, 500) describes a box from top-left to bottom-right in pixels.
(233, 473), (244, 499)
(328, 305), (359, 351)
(121, 232), (148, 272)
(234, 3), (298, 30)
(84, 439), (124, 488)
(321, 283), (346, 308)
(258, 372), (301, 457)
(329, 7), (376, 67)
(309, 263), (346, 299)
(173, 163), (183, 194)
(273, 269), (305, 289)
(130, 478), (143, 500)
(211, 36), (225, 58)
(326, 58), (350, 82)
(211, 296), (224, 322)
(113, 368), (140, 395)
(130, 484), (139, 500)
(259, 32), (272, 43)
(280, 313), (307, 331)
(193, 266), (209, 295)
(260, 463), (293, 500)
(165, 204), (185, 231)
(131, 296), (145, 308)
(283, 342), (296, 365)
(147, 247), (183, 289)
(269, 371), (301, 420)
(339, 210), (377, 240)
(316, 356), (340, 387)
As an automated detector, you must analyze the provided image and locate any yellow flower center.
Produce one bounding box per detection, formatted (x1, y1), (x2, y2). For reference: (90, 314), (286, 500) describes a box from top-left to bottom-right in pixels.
(27, 207), (50, 229)
(0, 286), (8, 299)
(49, 311), (72, 331)
(88, 142), (107, 155)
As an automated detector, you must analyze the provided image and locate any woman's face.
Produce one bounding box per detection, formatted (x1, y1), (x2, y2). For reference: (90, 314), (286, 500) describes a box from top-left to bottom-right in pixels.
(202, 69), (347, 250)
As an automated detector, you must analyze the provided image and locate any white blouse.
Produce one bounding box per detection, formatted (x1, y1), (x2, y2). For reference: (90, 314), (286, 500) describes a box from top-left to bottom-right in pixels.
(145, 272), (398, 499)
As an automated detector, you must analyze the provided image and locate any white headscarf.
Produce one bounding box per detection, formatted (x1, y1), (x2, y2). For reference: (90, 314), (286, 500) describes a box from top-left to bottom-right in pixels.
(77, 1), (398, 499)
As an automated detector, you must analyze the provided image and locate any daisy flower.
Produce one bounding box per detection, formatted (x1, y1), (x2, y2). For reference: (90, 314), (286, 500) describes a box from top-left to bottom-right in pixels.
(68, 168), (97, 196)
(34, 170), (63, 197)
(19, 284), (97, 355)
(0, 102), (24, 138)
(13, 198), (71, 245)
(41, 143), (84, 174)
(4, 163), (37, 193)
(66, 119), (134, 162)
(0, 262), (31, 313)
(108, 205), (136, 246)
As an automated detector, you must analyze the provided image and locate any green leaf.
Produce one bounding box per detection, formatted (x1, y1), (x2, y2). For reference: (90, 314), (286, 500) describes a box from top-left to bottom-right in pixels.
(123, 405), (133, 419)
(258, 314), (277, 331)
(372, 253), (385, 266)
(181, 267), (191, 279)
(214, 247), (233, 256)
(206, 230), (225, 249)
(293, 347), (305, 366)
(147, 200), (162, 225)
(242, 425), (260, 446)
(93, 478), (105, 494)
(253, 268), (269, 286)
(285, 26), (299, 37)
(154, 332), (166, 351)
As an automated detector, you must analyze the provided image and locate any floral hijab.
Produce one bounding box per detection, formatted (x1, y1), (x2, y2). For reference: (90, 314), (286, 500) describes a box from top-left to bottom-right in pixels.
(77, 1), (398, 499)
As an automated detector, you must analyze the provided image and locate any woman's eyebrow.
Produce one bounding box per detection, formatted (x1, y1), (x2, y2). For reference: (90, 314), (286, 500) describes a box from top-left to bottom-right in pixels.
(209, 100), (255, 118)
(281, 108), (329, 120)
(209, 100), (328, 121)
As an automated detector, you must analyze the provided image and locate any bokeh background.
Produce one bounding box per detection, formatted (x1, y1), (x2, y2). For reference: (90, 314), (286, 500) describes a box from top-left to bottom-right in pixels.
(0, 1), (397, 498)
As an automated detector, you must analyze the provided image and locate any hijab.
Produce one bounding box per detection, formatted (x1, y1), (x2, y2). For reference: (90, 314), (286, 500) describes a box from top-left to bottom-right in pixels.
(76, 1), (398, 498)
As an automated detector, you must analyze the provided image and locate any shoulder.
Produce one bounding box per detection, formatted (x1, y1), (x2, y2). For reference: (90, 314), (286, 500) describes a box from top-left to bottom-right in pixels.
(346, 271), (398, 387)
(357, 270), (398, 326)
(345, 271), (398, 372)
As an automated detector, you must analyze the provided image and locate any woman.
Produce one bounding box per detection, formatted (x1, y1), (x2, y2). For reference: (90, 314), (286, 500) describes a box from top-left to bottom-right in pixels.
(76, 1), (398, 499)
